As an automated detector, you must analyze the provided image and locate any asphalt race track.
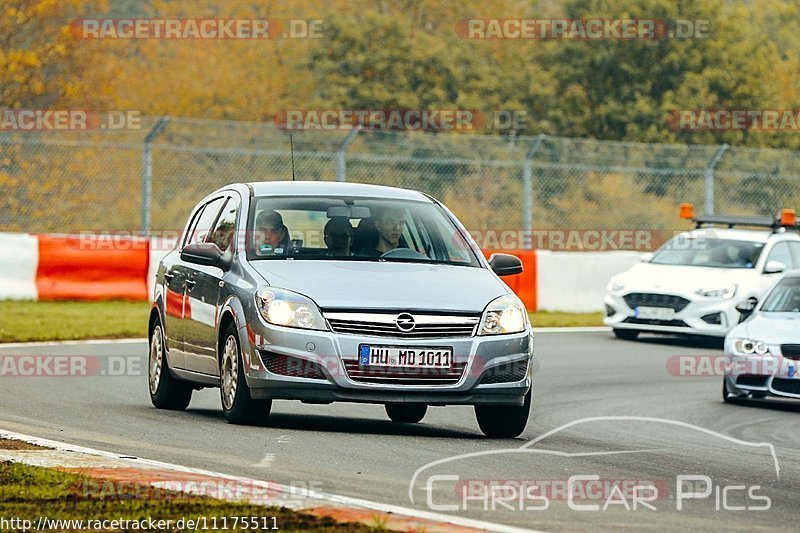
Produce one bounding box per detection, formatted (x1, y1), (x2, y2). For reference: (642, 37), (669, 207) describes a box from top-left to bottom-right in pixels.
(1, 332), (798, 531)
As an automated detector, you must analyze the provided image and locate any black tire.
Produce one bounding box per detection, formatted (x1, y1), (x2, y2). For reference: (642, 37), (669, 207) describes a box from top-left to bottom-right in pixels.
(219, 324), (272, 425)
(613, 328), (639, 341)
(148, 319), (192, 410)
(385, 403), (427, 423)
(475, 390), (531, 438)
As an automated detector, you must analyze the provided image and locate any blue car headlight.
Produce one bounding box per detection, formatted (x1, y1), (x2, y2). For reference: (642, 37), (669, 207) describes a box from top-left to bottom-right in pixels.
(255, 287), (328, 331)
(478, 294), (527, 336)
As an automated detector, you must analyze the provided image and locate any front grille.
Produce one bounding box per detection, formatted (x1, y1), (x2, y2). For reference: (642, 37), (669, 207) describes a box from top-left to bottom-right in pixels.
(343, 360), (466, 385)
(781, 344), (800, 360)
(771, 378), (800, 396)
(622, 317), (689, 327)
(736, 375), (768, 388)
(622, 293), (690, 312)
(260, 352), (326, 380)
(324, 311), (479, 339)
(479, 360), (528, 384)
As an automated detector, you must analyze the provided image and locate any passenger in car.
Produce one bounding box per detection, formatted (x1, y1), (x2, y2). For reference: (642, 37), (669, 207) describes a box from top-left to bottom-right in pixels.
(324, 216), (354, 257)
(254, 210), (289, 255)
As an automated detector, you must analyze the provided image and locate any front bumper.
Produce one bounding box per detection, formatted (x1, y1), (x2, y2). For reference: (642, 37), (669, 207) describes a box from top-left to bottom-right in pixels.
(724, 350), (800, 399)
(238, 322), (534, 406)
(603, 291), (740, 337)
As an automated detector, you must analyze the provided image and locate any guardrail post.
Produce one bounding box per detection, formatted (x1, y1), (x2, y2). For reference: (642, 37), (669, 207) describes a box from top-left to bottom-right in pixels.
(336, 127), (360, 182)
(704, 143), (729, 215)
(522, 134), (546, 248)
(141, 117), (170, 235)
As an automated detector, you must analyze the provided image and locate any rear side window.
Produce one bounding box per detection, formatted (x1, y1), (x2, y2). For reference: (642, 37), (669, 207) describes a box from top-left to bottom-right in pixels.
(184, 197), (225, 249)
(766, 242), (794, 270)
(789, 242), (800, 269)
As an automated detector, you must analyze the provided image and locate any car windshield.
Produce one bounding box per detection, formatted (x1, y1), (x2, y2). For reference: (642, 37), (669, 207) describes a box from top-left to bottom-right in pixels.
(761, 277), (800, 312)
(246, 195), (480, 267)
(650, 237), (764, 269)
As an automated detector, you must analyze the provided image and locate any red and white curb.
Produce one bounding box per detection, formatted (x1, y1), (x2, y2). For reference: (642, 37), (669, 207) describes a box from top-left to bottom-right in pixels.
(0, 429), (542, 533)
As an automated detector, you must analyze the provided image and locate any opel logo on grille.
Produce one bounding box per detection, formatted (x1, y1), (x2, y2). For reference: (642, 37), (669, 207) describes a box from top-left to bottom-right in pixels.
(395, 313), (416, 332)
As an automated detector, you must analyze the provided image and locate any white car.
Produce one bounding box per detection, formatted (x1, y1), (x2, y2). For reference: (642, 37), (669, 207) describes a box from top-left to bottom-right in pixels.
(723, 270), (800, 401)
(604, 210), (800, 339)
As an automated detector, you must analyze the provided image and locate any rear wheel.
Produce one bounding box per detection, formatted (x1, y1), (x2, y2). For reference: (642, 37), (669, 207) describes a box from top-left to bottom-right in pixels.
(149, 320), (192, 410)
(613, 328), (639, 341)
(385, 403), (427, 423)
(220, 324), (272, 425)
(475, 391), (531, 438)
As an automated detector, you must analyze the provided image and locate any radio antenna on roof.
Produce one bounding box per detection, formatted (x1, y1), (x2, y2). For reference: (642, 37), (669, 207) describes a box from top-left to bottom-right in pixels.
(289, 133), (296, 182)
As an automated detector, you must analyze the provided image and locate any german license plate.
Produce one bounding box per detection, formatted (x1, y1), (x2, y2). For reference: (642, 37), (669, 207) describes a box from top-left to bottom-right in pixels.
(635, 306), (675, 320)
(359, 345), (452, 369)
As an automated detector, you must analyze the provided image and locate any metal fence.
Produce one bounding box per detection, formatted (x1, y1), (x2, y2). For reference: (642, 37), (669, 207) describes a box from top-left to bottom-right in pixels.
(2, 116), (799, 249)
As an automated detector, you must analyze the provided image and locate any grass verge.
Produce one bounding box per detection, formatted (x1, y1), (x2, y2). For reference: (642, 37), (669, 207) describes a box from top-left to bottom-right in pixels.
(528, 310), (604, 328)
(0, 300), (149, 343)
(0, 301), (603, 344)
(0, 460), (374, 532)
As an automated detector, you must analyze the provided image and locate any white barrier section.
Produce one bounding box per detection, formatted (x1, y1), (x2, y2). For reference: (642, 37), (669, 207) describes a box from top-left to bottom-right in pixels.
(147, 238), (177, 298)
(536, 251), (641, 312)
(0, 233), (39, 300)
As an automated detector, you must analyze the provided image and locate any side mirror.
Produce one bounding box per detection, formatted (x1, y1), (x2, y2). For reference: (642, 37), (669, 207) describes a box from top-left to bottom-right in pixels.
(181, 242), (231, 270)
(488, 253), (523, 276)
(764, 260), (786, 274)
(640, 252), (653, 263)
(735, 297), (758, 322)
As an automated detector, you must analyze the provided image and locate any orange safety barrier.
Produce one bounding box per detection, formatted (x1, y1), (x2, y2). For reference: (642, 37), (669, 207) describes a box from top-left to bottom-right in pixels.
(36, 235), (150, 301)
(482, 249), (537, 311)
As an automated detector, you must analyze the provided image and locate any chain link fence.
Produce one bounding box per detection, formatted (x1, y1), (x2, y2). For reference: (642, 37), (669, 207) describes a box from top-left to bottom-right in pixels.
(1, 116), (799, 249)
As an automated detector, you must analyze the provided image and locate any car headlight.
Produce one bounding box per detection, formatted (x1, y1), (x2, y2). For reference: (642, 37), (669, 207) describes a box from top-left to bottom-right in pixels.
(607, 276), (625, 292)
(255, 287), (327, 331)
(732, 338), (770, 356)
(695, 283), (736, 299)
(478, 294), (527, 336)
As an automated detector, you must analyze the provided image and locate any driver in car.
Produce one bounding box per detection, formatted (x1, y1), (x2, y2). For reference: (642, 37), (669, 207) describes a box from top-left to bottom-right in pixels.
(367, 207), (406, 257)
(254, 210), (289, 255)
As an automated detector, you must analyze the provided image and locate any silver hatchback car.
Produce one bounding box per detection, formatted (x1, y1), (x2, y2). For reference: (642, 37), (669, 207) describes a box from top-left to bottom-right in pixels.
(148, 182), (534, 437)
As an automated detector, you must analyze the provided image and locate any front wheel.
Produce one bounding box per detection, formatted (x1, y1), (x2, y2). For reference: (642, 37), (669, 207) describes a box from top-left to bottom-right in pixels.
(220, 324), (272, 425)
(475, 391), (531, 438)
(385, 403), (427, 423)
(149, 320), (192, 410)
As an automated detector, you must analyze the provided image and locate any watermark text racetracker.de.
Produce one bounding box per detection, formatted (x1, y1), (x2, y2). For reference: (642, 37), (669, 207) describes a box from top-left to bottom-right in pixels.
(0, 110), (141, 131)
(72, 18), (322, 39)
(0, 355), (142, 377)
(456, 18), (709, 40)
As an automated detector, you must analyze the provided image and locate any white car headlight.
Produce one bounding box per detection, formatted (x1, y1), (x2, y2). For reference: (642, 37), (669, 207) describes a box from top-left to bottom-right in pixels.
(478, 294), (527, 336)
(255, 287), (327, 331)
(695, 283), (736, 299)
(606, 276), (625, 292)
(732, 338), (770, 356)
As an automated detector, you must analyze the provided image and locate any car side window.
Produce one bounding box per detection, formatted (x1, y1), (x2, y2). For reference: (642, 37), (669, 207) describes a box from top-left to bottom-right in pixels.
(766, 242), (794, 270)
(789, 242), (800, 269)
(185, 197), (226, 249)
(208, 197), (238, 252)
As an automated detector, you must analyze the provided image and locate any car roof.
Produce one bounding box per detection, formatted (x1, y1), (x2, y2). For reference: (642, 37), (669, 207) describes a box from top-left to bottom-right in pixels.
(683, 227), (799, 243)
(241, 181), (432, 202)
